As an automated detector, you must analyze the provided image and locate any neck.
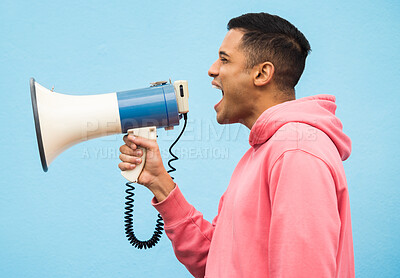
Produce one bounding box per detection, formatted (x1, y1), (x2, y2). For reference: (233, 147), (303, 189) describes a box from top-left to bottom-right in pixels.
(243, 89), (295, 130)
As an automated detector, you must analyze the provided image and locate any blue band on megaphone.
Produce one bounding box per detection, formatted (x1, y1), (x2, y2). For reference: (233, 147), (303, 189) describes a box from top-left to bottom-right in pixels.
(116, 84), (179, 132)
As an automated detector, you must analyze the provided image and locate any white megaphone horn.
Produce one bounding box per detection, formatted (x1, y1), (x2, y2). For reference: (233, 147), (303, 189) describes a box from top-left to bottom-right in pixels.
(30, 78), (189, 182)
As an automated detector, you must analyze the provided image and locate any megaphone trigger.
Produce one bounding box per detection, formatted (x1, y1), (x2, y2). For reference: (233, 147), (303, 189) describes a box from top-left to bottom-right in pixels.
(121, 126), (157, 183)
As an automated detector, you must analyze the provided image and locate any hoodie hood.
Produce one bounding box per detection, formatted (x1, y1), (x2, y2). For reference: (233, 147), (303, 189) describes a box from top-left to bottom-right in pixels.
(249, 94), (351, 161)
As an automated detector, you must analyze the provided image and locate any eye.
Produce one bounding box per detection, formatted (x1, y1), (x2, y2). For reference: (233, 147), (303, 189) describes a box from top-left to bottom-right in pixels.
(220, 57), (228, 63)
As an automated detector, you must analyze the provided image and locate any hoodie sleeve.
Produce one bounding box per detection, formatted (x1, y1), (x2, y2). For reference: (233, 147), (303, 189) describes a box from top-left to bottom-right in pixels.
(152, 185), (220, 278)
(268, 149), (340, 278)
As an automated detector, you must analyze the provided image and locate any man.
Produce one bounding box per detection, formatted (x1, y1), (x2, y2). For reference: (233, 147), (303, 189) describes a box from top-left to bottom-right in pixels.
(119, 12), (355, 278)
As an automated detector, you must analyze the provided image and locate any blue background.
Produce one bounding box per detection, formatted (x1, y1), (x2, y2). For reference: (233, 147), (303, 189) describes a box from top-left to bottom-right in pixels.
(1, 0), (399, 277)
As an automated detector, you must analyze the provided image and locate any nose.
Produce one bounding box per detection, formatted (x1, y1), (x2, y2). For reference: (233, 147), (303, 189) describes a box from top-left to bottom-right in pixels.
(208, 59), (219, 78)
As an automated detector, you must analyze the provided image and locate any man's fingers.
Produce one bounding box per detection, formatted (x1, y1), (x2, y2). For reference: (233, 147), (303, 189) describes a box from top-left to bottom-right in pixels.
(119, 145), (143, 157)
(123, 134), (130, 144)
(123, 135), (138, 150)
(118, 162), (136, 171)
(119, 135), (155, 172)
(123, 134), (157, 151)
(119, 153), (142, 164)
(129, 135), (157, 150)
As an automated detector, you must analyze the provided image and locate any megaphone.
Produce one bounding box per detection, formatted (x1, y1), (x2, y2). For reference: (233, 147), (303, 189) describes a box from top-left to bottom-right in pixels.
(30, 77), (189, 182)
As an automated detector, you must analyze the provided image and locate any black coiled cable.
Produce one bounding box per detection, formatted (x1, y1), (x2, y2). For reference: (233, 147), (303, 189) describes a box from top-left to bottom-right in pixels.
(167, 113), (188, 178)
(124, 182), (164, 249)
(124, 113), (188, 249)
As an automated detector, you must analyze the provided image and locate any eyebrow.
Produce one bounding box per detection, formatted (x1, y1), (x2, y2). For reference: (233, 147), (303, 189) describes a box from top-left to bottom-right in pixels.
(219, 51), (230, 57)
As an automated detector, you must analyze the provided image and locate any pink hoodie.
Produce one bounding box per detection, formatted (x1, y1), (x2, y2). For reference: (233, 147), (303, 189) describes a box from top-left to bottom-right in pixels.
(153, 95), (355, 278)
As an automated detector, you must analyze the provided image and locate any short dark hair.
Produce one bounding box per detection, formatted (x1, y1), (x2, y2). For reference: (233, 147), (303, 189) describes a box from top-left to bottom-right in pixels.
(227, 13), (311, 94)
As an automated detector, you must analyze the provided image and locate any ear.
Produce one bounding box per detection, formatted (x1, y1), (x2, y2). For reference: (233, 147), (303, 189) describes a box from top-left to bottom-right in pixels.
(253, 62), (274, 87)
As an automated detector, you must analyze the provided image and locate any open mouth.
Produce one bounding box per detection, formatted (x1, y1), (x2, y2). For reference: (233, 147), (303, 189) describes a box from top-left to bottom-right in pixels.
(212, 85), (224, 94)
(212, 84), (224, 110)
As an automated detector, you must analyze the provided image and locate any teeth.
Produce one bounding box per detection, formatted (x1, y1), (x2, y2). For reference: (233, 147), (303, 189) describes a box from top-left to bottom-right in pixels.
(212, 84), (224, 96)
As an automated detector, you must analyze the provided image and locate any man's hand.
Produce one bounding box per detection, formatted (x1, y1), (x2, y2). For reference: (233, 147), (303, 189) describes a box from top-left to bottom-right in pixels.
(119, 134), (175, 202)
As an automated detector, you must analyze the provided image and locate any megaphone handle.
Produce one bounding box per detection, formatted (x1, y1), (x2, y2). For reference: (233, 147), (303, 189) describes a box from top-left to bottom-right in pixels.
(121, 126), (157, 183)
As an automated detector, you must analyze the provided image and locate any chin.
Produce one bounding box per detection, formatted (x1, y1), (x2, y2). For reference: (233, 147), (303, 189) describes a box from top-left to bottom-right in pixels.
(216, 114), (235, 125)
(216, 114), (226, 125)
